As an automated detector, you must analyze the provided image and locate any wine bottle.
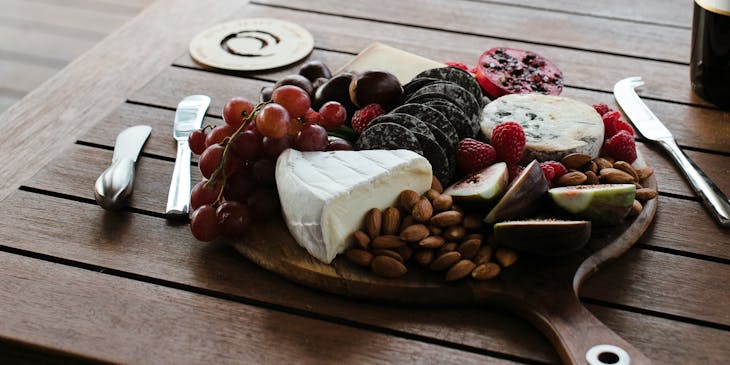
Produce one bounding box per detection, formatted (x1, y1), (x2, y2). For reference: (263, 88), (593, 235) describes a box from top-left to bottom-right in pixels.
(690, 0), (730, 108)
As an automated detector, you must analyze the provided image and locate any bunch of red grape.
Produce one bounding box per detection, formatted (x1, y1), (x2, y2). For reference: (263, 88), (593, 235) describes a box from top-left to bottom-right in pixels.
(186, 83), (351, 242)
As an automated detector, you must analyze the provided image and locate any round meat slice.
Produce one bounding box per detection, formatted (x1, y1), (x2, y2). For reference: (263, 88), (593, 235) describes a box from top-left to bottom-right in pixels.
(406, 81), (480, 121)
(416, 67), (484, 107)
(390, 103), (459, 148)
(356, 122), (423, 155)
(366, 113), (434, 140)
(421, 99), (478, 140)
(414, 133), (451, 185)
(402, 77), (441, 97)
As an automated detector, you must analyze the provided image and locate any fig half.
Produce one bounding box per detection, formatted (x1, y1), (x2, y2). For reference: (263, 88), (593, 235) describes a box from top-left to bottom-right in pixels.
(549, 184), (636, 225)
(485, 160), (549, 224)
(493, 219), (591, 256)
(444, 162), (508, 208)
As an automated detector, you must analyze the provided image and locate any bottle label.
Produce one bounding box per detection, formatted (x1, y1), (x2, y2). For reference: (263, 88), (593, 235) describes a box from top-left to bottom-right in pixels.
(696, 0), (730, 15)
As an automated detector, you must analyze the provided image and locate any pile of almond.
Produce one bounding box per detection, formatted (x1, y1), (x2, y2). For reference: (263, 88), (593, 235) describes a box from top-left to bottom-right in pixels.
(344, 177), (518, 280)
(554, 153), (658, 216)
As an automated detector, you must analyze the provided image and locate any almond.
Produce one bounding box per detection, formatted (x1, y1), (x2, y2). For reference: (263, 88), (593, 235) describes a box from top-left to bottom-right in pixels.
(593, 157), (613, 171)
(600, 168), (635, 184)
(462, 214), (483, 230)
(419, 235), (446, 249)
(430, 210), (463, 227)
(352, 230), (370, 250)
(458, 238), (482, 259)
(635, 188), (658, 203)
(629, 199), (643, 216)
(365, 208), (382, 238)
(371, 256), (407, 278)
(614, 161), (639, 182)
(372, 235), (405, 249)
(424, 189), (440, 202)
(443, 225), (466, 241)
(636, 166), (654, 180)
(395, 245), (413, 261)
(399, 190), (420, 211)
(561, 153), (592, 170)
(495, 248), (518, 267)
(345, 248), (373, 267)
(400, 215), (416, 232)
(471, 263), (501, 280)
(400, 224), (429, 242)
(557, 171), (587, 186)
(412, 197), (434, 222)
(432, 194), (453, 212)
(431, 176), (444, 193)
(428, 224), (442, 236)
(473, 246), (493, 265)
(437, 242), (458, 257)
(382, 207), (401, 235)
(429, 251), (462, 271)
(445, 260), (477, 281)
(463, 233), (483, 242)
(372, 249), (403, 262)
(585, 170), (599, 185)
(414, 249), (435, 267)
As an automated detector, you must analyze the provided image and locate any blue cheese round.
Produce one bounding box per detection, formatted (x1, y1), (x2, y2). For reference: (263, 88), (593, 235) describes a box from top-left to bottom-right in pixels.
(480, 94), (604, 163)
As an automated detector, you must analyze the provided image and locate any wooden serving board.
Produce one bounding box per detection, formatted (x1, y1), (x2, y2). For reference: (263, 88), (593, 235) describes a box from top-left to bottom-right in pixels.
(236, 157), (657, 365)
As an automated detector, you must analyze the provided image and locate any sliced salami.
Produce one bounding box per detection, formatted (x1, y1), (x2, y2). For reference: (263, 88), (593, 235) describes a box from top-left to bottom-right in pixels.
(390, 103), (459, 148)
(405, 81), (480, 121)
(416, 67), (484, 107)
(414, 133), (452, 186)
(366, 113), (435, 140)
(421, 99), (478, 140)
(355, 122), (423, 155)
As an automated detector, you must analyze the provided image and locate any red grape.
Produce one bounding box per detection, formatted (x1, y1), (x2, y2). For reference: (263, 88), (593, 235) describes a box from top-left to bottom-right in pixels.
(199, 144), (224, 178)
(272, 85), (311, 119)
(188, 129), (207, 155)
(325, 138), (354, 151)
(256, 103), (290, 139)
(263, 136), (292, 159)
(252, 159), (275, 185)
(224, 152), (243, 177)
(224, 169), (256, 203)
(223, 97), (254, 129)
(191, 179), (222, 210)
(205, 124), (235, 147)
(294, 123), (328, 151)
(190, 205), (220, 242)
(216, 201), (250, 237)
(318, 101), (347, 131)
(288, 118), (303, 137)
(231, 129), (263, 161)
(247, 188), (279, 220)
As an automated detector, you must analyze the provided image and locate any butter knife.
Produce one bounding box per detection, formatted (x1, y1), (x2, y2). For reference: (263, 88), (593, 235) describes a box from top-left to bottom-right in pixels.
(94, 125), (152, 210)
(166, 95), (211, 218)
(614, 77), (730, 227)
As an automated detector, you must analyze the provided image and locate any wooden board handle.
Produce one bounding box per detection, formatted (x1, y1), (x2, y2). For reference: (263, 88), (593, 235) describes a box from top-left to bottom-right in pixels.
(525, 290), (651, 365)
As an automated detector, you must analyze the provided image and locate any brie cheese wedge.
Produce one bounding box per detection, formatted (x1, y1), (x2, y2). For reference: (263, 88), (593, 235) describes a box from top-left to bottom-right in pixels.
(275, 149), (433, 263)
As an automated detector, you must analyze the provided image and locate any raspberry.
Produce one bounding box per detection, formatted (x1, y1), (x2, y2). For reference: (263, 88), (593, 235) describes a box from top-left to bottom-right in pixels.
(445, 62), (471, 72)
(351, 103), (384, 134)
(614, 120), (635, 136)
(603, 130), (637, 163)
(456, 138), (496, 173)
(491, 121), (526, 165)
(507, 164), (524, 182)
(540, 161), (567, 181)
(593, 103), (611, 116)
(601, 110), (621, 138)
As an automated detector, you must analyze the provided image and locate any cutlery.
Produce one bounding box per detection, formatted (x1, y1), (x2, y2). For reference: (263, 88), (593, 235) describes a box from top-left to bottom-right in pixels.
(166, 95), (211, 217)
(614, 76), (730, 227)
(94, 125), (153, 210)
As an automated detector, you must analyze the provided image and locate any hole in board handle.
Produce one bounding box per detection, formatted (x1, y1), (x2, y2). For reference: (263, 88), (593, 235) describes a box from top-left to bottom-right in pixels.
(586, 344), (630, 365)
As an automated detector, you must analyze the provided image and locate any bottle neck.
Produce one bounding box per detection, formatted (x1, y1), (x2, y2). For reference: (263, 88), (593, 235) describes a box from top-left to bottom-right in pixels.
(696, 0), (730, 16)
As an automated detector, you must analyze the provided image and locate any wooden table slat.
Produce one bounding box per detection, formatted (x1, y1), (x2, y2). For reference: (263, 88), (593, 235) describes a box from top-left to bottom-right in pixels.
(0, 249), (515, 365)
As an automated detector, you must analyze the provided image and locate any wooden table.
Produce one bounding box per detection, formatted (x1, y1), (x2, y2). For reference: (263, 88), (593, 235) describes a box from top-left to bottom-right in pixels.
(1, 0), (728, 363)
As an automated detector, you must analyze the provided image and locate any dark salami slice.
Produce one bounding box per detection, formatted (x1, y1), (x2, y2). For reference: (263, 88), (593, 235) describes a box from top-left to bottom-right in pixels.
(420, 99), (478, 140)
(366, 113), (434, 140)
(390, 103), (459, 148)
(414, 133), (451, 185)
(402, 77), (441, 96)
(416, 67), (484, 107)
(355, 122), (423, 155)
(405, 81), (481, 121)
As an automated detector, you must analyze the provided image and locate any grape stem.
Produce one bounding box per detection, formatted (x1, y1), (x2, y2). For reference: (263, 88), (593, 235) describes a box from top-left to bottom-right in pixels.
(204, 101), (270, 205)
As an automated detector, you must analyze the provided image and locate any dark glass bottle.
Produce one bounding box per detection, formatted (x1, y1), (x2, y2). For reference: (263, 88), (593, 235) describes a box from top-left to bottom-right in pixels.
(690, 0), (730, 108)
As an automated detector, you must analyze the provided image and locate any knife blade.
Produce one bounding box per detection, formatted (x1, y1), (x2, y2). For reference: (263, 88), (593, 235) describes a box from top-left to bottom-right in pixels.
(94, 125), (152, 210)
(614, 77), (730, 227)
(166, 95), (211, 217)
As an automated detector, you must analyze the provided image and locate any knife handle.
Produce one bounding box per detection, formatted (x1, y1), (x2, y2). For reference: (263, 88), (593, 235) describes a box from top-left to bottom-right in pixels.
(95, 158), (136, 210)
(659, 138), (730, 227)
(166, 140), (192, 218)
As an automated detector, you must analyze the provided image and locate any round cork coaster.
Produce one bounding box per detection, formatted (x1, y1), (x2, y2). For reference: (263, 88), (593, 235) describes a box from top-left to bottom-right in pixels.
(189, 18), (314, 71)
